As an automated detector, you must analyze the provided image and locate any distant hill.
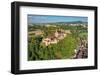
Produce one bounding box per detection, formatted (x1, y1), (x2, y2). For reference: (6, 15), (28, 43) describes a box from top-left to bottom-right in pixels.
(29, 21), (87, 26)
(56, 21), (87, 24)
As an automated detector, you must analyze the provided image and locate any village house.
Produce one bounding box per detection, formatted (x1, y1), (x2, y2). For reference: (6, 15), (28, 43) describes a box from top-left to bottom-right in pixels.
(42, 37), (58, 46)
(55, 30), (64, 40)
(42, 29), (71, 46)
(42, 38), (51, 46)
(55, 29), (71, 40)
(50, 37), (58, 44)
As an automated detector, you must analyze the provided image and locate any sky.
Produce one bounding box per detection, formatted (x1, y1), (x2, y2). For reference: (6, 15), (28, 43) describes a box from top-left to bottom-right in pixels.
(28, 15), (88, 24)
